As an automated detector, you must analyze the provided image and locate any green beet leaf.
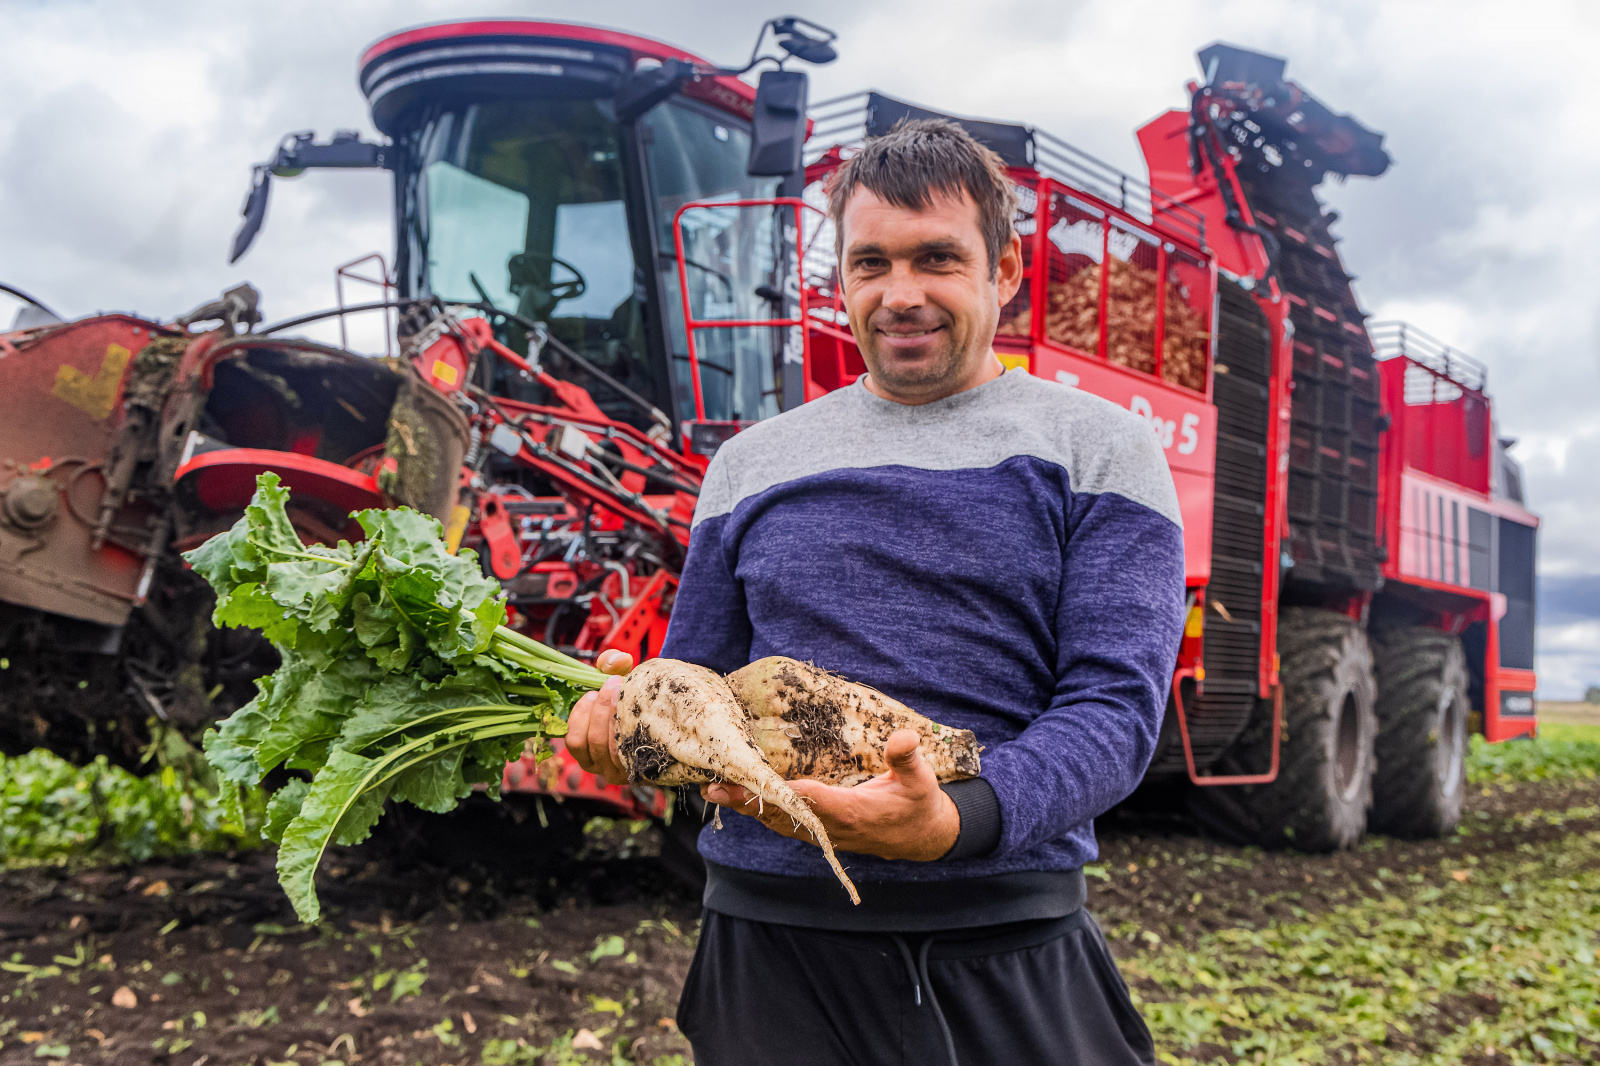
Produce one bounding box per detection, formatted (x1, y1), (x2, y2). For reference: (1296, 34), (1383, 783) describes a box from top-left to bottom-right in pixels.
(263, 777), (311, 844)
(187, 474), (612, 923)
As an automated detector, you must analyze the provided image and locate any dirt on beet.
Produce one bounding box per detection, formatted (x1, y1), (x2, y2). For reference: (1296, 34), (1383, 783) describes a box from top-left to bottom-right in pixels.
(3, 780), (1596, 1065)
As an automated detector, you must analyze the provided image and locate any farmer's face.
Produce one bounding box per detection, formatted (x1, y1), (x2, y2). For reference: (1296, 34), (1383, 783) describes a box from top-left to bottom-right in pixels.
(838, 187), (1022, 403)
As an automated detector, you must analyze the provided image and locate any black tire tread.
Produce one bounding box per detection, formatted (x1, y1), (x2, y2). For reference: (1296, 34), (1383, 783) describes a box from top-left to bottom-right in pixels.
(1370, 627), (1468, 838)
(1188, 608), (1376, 851)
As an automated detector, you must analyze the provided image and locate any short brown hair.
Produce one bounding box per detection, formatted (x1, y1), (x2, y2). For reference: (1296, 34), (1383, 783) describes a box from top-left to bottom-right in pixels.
(827, 117), (1019, 279)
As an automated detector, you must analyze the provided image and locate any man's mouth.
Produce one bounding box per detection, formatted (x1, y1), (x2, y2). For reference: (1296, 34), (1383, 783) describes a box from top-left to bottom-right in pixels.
(878, 325), (944, 347)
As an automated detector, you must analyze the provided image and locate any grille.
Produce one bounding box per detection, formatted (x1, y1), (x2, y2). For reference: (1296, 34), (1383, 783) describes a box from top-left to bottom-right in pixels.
(1239, 176), (1382, 592)
(1151, 280), (1271, 775)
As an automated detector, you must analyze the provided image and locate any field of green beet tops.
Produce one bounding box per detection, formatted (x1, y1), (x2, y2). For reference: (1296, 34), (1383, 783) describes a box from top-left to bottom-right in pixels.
(2, 713), (1598, 1065)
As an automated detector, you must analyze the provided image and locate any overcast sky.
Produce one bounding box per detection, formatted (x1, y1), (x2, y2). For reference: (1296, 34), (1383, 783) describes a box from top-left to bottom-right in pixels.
(3, 0), (1597, 695)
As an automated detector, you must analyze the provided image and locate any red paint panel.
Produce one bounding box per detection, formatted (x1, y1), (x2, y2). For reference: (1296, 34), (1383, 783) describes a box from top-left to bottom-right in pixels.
(478, 496), (522, 580)
(1379, 357), (1491, 495)
(1487, 667), (1537, 741)
(175, 449), (386, 516)
(1136, 110), (1271, 281)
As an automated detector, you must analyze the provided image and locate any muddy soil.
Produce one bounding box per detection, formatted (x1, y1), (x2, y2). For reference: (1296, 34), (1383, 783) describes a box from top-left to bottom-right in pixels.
(2, 780), (1595, 1065)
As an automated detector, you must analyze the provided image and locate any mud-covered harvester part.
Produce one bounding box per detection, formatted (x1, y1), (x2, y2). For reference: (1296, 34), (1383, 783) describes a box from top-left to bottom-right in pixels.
(0, 315), (180, 629)
(377, 366), (471, 521)
(0, 299), (472, 764)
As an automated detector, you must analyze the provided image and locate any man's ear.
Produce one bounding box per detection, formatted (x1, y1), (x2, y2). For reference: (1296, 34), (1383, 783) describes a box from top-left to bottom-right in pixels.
(995, 232), (1024, 305)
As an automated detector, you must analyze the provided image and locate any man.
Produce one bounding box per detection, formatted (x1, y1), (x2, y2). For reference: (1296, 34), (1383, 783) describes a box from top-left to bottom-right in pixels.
(570, 118), (1183, 1065)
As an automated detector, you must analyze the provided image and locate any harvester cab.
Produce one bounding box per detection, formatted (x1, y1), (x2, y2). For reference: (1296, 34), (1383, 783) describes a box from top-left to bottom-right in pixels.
(0, 24), (1540, 866)
(230, 17), (836, 443)
(0, 18), (837, 853)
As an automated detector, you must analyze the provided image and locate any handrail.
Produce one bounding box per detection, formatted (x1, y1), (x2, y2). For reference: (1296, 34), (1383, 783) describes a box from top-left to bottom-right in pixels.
(670, 197), (825, 423)
(1172, 669), (1283, 787)
(1370, 320), (1487, 392)
(805, 90), (1208, 253)
(335, 252), (395, 356)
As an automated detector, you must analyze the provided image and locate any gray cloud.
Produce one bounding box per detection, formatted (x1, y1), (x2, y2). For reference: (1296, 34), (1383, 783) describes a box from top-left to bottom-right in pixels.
(3, 0), (1596, 693)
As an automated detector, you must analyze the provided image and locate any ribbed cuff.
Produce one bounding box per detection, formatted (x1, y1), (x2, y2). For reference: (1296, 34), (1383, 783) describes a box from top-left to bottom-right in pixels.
(941, 776), (1002, 861)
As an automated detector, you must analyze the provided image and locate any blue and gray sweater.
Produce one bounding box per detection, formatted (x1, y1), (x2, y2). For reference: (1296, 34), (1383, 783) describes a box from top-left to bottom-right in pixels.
(660, 368), (1186, 930)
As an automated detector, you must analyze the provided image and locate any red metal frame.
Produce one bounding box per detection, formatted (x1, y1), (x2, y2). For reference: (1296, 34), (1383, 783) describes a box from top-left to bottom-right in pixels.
(672, 197), (821, 423)
(1262, 287), (1292, 693)
(1171, 668), (1283, 786)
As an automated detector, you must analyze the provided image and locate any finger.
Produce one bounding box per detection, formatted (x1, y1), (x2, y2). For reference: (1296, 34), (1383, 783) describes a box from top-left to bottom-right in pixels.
(704, 783), (752, 807)
(884, 729), (930, 787)
(566, 692), (597, 770)
(585, 676), (626, 784)
(608, 716), (623, 770)
(704, 784), (799, 833)
(596, 649), (634, 676)
(780, 780), (854, 847)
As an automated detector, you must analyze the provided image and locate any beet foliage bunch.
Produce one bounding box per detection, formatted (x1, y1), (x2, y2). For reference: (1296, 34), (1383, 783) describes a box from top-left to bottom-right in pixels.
(186, 474), (606, 922)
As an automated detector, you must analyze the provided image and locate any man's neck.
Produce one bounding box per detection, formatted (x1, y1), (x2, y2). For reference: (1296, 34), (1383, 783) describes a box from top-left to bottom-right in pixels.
(863, 351), (1007, 406)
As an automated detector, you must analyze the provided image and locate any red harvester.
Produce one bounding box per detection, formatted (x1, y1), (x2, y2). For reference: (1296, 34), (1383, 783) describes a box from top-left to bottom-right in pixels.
(0, 21), (1536, 853)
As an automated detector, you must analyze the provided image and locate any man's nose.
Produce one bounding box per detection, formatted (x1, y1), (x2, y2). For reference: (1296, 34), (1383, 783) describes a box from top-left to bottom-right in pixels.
(880, 264), (925, 312)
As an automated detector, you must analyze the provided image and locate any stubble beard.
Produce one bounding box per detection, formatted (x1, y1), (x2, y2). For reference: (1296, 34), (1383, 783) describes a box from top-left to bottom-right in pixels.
(859, 309), (968, 398)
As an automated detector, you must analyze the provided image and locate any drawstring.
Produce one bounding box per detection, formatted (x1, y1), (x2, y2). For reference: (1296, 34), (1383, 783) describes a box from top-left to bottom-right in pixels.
(890, 935), (921, 1005)
(890, 934), (960, 1066)
(918, 938), (960, 1066)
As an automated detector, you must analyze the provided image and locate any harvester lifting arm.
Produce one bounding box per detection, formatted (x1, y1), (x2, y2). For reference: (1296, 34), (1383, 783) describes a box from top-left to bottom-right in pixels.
(230, 130), (393, 264)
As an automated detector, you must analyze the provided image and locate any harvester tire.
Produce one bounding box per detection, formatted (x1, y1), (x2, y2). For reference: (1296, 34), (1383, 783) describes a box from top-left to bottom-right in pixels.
(1369, 627), (1469, 838)
(1188, 608), (1377, 851)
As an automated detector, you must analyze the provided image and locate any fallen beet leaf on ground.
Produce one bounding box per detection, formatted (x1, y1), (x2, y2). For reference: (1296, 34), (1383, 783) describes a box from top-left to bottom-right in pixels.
(3, 762), (1598, 1063)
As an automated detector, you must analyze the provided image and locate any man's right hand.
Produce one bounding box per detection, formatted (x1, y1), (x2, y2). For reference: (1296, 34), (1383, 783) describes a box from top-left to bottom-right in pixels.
(565, 649), (634, 785)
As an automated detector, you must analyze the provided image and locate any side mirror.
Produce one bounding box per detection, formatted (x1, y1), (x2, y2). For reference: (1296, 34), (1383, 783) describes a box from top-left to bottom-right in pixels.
(772, 18), (837, 65)
(230, 168), (272, 264)
(747, 70), (809, 177)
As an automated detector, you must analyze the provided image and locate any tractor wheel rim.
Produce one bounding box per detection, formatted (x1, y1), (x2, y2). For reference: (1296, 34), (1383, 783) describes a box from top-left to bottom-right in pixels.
(1334, 691), (1364, 801)
(1438, 687), (1465, 795)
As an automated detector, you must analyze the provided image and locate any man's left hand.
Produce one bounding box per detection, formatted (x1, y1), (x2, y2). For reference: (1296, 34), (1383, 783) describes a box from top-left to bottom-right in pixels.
(702, 729), (960, 861)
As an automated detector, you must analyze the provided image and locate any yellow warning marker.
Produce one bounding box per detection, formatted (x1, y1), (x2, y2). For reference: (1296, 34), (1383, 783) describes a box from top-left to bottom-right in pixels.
(443, 503), (471, 554)
(432, 360), (460, 387)
(53, 343), (132, 420)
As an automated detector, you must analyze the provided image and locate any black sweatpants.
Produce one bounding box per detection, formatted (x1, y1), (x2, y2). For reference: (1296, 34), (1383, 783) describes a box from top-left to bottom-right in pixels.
(677, 908), (1156, 1066)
